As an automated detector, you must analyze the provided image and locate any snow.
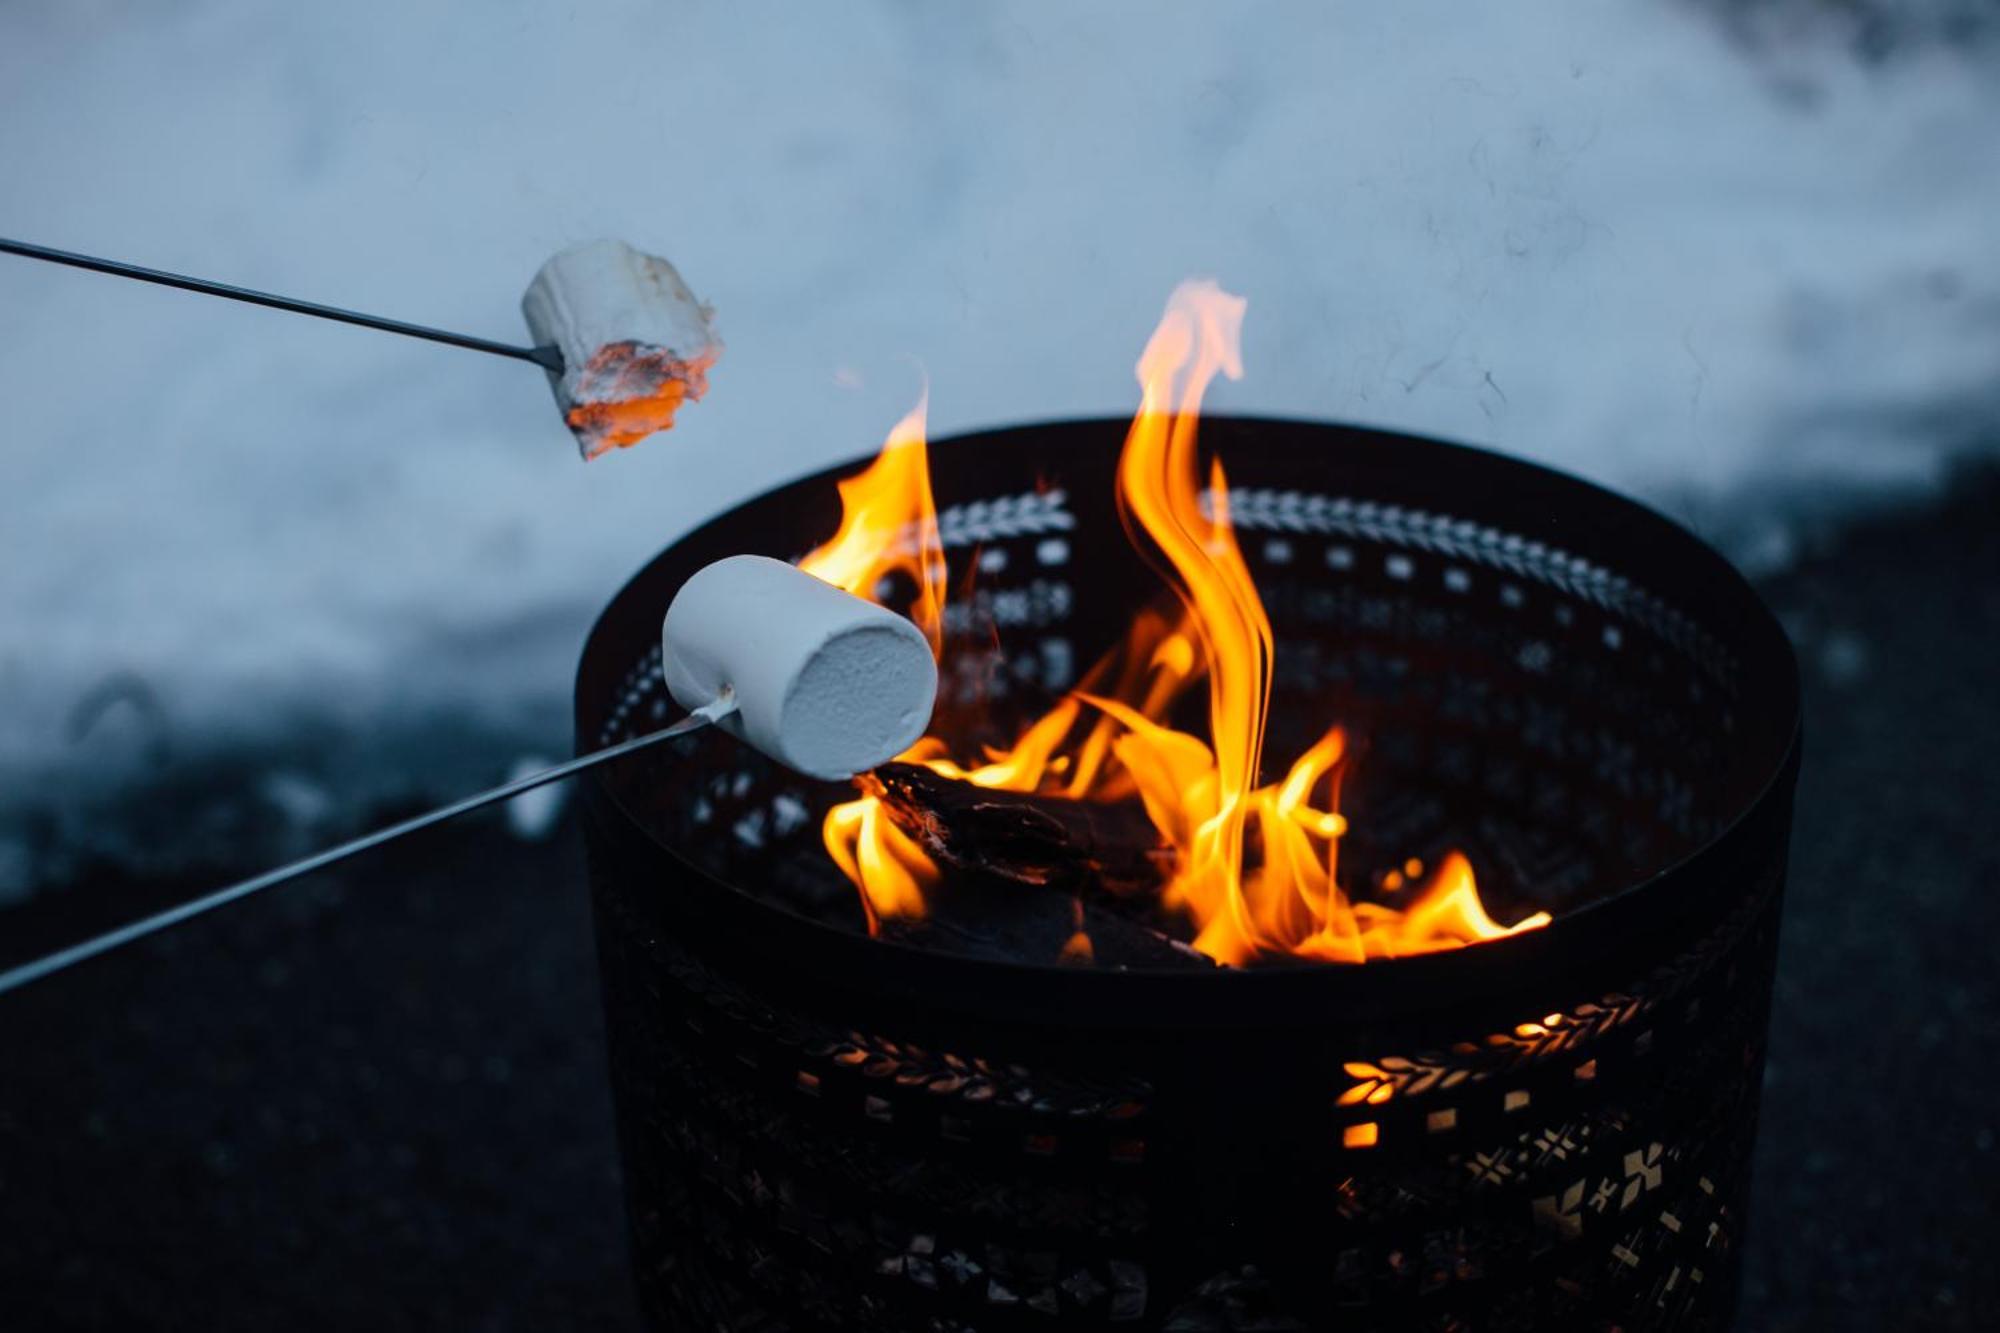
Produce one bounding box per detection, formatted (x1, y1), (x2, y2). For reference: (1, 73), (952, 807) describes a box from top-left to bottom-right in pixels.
(0, 1), (1995, 814)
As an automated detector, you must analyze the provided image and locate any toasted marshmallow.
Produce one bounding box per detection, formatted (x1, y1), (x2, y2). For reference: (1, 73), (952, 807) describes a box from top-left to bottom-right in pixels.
(522, 239), (721, 460)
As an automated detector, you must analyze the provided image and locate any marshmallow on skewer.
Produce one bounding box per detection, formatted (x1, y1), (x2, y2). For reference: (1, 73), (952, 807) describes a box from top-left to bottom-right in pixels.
(522, 239), (722, 460)
(662, 556), (938, 781)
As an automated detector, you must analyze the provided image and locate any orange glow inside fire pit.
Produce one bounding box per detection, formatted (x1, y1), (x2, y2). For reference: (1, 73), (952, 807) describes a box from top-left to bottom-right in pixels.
(803, 282), (1549, 964)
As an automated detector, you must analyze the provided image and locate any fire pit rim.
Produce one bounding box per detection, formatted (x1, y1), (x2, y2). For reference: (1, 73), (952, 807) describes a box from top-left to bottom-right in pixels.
(576, 414), (1800, 1023)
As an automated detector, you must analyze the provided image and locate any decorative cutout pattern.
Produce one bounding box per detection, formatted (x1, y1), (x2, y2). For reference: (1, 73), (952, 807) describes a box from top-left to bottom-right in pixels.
(591, 841), (1779, 1329)
(1217, 488), (1739, 692)
(937, 488), (1076, 549)
(584, 450), (1789, 1330)
(1334, 872), (1776, 1124)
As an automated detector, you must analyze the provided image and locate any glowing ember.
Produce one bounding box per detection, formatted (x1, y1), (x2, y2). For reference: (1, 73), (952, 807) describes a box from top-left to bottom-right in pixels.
(563, 343), (706, 458)
(809, 283), (1549, 964)
(521, 239), (722, 461)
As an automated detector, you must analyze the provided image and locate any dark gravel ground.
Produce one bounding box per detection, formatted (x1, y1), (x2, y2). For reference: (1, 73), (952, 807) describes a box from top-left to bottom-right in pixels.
(1736, 465), (2000, 1331)
(1, 469), (1996, 1331)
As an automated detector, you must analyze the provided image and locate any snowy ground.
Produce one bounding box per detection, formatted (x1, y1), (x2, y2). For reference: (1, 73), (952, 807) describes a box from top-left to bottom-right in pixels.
(1, 2), (1996, 888)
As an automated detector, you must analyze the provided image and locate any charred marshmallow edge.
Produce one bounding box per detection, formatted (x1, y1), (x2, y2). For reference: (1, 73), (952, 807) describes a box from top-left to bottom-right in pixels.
(521, 239), (722, 460)
(662, 556), (938, 781)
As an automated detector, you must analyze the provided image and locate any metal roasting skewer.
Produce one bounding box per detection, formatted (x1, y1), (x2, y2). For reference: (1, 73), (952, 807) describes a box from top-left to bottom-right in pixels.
(0, 694), (736, 999)
(0, 236), (563, 372)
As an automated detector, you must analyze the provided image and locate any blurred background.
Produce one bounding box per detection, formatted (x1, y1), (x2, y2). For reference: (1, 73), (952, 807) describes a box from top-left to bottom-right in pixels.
(1, 2), (1995, 1329)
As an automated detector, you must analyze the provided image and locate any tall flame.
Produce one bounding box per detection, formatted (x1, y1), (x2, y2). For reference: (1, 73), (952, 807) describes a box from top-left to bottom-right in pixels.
(797, 393), (945, 655)
(800, 394), (946, 929)
(1113, 282), (1271, 963)
(809, 288), (1550, 964)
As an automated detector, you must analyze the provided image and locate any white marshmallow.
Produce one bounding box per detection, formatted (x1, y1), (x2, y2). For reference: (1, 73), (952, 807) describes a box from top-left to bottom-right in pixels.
(521, 239), (722, 460)
(661, 556), (938, 781)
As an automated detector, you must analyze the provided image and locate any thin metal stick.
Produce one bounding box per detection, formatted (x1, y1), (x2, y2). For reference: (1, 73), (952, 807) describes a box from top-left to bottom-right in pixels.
(0, 236), (562, 373)
(0, 695), (734, 998)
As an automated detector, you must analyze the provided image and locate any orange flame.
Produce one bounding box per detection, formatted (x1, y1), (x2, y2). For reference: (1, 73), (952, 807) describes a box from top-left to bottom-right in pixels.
(797, 393), (944, 654)
(821, 793), (935, 933)
(809, 286), (1550, 963)
(805, 395), (946, 925)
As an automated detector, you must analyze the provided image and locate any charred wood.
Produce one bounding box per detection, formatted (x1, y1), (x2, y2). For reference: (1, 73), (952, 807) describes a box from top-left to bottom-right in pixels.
(863, 762), (1173, 897)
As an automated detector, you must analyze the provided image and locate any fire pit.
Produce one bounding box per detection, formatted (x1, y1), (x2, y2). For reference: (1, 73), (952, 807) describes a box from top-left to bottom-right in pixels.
(576, 412), (1799, 1330)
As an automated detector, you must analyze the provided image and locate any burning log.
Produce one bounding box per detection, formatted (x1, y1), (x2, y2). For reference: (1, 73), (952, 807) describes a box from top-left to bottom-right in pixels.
(863, 762), (1173, 896)
(850, 764), (1203, 968)
(874, 890), (1215, 969)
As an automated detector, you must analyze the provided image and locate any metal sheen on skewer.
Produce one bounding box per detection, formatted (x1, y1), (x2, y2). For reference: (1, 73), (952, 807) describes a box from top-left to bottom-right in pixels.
(0, 236), (563, 371)
(0, 694), (735, 998)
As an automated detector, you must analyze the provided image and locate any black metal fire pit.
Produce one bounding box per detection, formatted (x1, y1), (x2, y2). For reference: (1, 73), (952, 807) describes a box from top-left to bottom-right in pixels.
(574, 417), (1800, 1332)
